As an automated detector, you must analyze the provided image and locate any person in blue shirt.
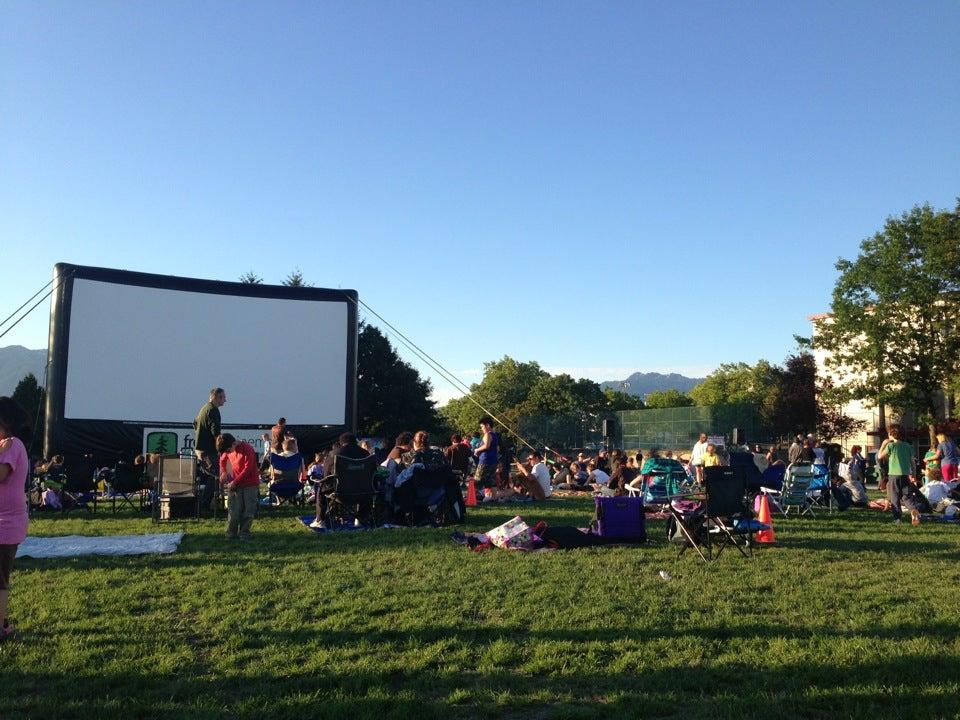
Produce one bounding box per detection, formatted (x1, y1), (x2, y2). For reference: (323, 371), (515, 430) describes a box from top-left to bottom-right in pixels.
(473, 417), (500, 502)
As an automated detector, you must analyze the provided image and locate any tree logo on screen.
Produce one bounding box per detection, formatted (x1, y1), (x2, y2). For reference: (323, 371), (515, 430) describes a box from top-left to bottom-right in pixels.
(146, 432), (178, 455)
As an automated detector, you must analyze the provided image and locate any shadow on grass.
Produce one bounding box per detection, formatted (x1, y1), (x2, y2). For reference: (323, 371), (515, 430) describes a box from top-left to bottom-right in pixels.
(5, 623), (959, 720)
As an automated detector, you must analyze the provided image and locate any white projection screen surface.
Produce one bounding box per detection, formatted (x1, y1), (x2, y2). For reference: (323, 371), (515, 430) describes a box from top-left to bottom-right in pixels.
(63, 279), (349, 425)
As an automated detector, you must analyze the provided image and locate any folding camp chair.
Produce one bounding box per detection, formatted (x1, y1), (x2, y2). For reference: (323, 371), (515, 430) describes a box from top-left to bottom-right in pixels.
(625, 483), (644, 498)
(267, 468), (305, 506)
(322, 454), (378, 526)
(700, 466), (755, 559)
(765, 463), (816, 517)
(729, 450), (764, 493)
(759, 464), (786, 492)
(392, 464), (466, 527)
(667, 498), (709, 562)
(47, 456), (98, 513)
(108, 460), (146, 513)
(640, 458), (688, 506)
(808, 464), (832, 511)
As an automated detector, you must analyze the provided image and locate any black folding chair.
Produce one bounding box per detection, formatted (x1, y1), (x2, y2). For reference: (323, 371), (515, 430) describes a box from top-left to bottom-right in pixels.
(702, 466), (754, 560)
(323, 455), (378, 526)
(109, 461), (146, 513)
(57, 456), (98, 514)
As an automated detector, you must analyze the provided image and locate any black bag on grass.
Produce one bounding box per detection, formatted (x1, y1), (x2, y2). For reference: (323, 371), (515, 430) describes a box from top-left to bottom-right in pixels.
(539, 526), (609, 549)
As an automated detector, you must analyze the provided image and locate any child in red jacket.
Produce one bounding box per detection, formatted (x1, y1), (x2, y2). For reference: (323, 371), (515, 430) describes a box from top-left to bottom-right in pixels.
(216, 433), (261, 539)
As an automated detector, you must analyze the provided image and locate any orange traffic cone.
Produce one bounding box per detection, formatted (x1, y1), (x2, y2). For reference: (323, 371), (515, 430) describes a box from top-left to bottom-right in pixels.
(756, 494), (776, 544)
(466, 478), (478, 507)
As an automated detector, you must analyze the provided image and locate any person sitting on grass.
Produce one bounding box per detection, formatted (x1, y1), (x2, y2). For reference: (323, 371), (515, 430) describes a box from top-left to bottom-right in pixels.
(602, 458), (631, 496)
(216, 433), (261, 540)
(587, 461), (610, 488)
(513, 451), (552, 501)
(555, 462), (590, 491)
(550, 462), (570, 487)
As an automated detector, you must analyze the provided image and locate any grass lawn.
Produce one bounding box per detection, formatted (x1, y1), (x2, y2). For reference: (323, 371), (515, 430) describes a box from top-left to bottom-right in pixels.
(3, 497), (960, 720)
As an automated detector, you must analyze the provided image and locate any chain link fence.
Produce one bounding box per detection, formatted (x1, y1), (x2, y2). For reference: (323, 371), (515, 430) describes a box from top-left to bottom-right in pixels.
(516, 404), (772, 451)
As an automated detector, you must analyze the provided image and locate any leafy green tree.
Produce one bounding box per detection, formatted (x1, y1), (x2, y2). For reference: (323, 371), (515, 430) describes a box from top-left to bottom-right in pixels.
(12, 373), (44, 452)
(689, 363), (755, 406)
(690, 360), (784, 433)
(357, 323), (443, 442)
(813, 202), (960, 446)
(238, 271), (263, 284)
(775, 352), (818, 436)
(520, 374), (604, 415)
(441, 357), (549, 435)
(600, 388), (645, 411)
(815, 378), (867, 444)
(282, 268), (311, 287)
(644, 389), (693, 409)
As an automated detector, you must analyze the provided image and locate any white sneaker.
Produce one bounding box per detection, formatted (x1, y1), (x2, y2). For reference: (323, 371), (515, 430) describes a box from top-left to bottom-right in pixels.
(354, 518), (362, 527)
(309, 519), (324, 529)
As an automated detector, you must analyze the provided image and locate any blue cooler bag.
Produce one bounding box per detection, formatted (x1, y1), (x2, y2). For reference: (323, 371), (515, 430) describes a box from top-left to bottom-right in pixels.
(594, 496), (646, 542)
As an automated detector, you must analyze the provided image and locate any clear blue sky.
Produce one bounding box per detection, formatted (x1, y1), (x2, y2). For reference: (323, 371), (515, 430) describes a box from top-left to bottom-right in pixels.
(2, 1), (958, 403)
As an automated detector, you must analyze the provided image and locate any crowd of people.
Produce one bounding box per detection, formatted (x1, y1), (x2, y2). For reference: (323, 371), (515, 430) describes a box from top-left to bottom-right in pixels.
(3, 384), (958, 644)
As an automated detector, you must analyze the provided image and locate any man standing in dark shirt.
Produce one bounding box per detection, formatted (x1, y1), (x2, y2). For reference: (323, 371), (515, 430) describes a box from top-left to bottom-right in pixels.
(194, 388), (226, 466)
(194, 388), (226, 507)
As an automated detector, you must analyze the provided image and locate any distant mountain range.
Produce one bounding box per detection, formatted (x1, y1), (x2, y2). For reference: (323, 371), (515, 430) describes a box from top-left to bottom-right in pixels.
(0, 346), (47, 395)
(600, 371), (703, 398)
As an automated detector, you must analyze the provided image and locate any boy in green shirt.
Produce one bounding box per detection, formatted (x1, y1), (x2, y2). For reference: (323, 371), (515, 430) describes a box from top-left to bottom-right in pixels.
(878, 424), (920, 526)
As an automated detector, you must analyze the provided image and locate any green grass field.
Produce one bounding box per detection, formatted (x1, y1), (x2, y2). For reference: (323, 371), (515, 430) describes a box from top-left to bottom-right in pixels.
(3, 498), (960, 720)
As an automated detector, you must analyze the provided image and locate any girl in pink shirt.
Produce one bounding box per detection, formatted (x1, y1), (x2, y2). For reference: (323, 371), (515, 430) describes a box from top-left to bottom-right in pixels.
(0, 397), (30, 641)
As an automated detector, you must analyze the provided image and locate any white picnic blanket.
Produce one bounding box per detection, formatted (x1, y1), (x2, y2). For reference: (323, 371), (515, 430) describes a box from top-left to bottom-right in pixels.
(15, 532), (184, 559)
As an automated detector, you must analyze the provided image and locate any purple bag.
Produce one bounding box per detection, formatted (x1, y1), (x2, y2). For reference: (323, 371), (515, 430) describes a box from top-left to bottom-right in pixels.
(594, 496), (646, 542)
